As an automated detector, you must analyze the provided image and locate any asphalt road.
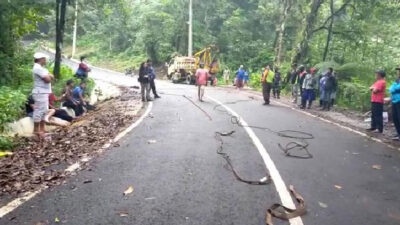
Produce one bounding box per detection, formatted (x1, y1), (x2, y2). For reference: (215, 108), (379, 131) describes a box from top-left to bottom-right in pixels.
(1, 63), (400, 225)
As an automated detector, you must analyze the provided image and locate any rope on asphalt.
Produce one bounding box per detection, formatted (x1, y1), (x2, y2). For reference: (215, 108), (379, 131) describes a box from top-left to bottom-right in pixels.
(215, 130), (272, 185)
(214, 100), (314, 159)
(213, 100), (309, 224)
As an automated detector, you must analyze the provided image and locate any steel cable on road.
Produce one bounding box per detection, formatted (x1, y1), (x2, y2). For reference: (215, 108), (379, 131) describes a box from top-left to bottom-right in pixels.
(213, 99), (309, 224)
(214, 101), (314, 159)
(215, 130), (271, 185)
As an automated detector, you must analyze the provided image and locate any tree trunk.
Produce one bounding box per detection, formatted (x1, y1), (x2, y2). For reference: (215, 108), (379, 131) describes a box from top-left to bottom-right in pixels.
(54, 0), (61, 79)
(274, 0), (292, 67)
(291, 0), (325, 65)
(54, 0), (67, 79)
(71, 0), (79, 58)
(322, 0), (334, 61)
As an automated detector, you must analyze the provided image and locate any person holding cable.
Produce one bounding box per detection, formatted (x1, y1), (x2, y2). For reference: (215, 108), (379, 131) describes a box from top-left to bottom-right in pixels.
(32, 52), (54, 140)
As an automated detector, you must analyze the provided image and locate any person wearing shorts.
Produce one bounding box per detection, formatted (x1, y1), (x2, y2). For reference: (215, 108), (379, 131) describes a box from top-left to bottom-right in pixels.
(32, 52), (54, 140)
(195, 63), (209, 102)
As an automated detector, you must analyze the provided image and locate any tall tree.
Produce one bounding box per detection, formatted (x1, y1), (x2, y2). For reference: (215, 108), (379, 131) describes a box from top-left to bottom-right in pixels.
(274, 0), (293, 67)
(291, 0), (325, 65)
(54, 0), (68, 79)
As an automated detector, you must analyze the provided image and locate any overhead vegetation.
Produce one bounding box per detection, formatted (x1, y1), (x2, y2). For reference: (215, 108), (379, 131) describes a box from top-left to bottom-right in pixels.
(1, 0), (400, 113)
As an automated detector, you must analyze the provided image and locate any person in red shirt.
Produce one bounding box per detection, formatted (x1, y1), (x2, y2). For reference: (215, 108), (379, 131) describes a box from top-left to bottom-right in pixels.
(195, 63), (209, 102)
(367, 70), (386, 133)
(76, 56), (91, 79)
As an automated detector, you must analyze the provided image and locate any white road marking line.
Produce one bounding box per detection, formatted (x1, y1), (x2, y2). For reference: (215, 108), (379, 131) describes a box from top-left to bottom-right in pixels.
(239, 90), (400, 152)
(207, 95), (304, 225)
(0, 102), (153, 218)
(0, 190), (41, 218)
(270, 100), (400, 152)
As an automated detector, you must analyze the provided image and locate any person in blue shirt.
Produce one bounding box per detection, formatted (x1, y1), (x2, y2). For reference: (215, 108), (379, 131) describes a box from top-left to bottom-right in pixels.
(244, 70), (250, 87)
(73, 81), (86, 103)
(390, 67), (400, 140)
(235, 65), (245, 89)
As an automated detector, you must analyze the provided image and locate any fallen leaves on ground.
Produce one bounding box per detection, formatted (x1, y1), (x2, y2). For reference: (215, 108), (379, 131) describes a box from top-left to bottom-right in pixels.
(123, 186), (134, 195)
(372, 164), (382, 170)
(0, 88), (142, 196)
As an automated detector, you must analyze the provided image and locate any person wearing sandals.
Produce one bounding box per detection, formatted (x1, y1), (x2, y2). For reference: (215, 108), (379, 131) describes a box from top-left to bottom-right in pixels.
(32, 52), (54, 140)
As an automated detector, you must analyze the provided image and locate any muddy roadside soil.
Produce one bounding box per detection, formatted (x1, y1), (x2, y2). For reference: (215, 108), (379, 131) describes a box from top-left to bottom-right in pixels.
(0, 87), (144, 202)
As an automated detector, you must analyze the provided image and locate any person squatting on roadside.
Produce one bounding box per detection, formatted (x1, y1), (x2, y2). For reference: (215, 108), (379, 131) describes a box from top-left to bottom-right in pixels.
(32, 52), (54, 140)
(235, 65), (245, 89)
(301, 67), (318, 109)
(273, 68), (281, 99)
(147, 59), (161, 99)
(261, 65), (275, 105)
(138, 62), (152, 102)
(195, 63), (209, 102)
(76, 56), (91, 80)
(63, 79), (84, 117)
(367, 70), (386, 134)
(390, 67), (400, 140)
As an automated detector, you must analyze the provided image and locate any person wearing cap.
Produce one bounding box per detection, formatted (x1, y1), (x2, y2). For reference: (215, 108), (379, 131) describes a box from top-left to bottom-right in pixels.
(389, 67), (400, 140)
(261, 65), (275, 105)
(32, 52), (54, 140)
(367, 70), (386, 133)
(195, 63), (209, 102)
(301, 67), (318, 109)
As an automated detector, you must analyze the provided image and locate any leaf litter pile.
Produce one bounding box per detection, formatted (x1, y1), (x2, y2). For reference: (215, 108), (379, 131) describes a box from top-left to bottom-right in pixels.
(0, 87), (142, 196)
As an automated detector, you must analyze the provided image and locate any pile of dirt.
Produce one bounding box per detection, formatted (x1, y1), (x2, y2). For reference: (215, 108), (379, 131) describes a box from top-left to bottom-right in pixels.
(0, 87), (143, 196)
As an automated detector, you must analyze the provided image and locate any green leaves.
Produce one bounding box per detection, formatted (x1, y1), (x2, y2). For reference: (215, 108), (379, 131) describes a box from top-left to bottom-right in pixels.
(0, 87), (26, 133)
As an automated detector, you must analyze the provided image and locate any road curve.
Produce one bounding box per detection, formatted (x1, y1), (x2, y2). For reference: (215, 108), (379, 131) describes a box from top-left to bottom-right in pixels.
(1, 64), (400, 225)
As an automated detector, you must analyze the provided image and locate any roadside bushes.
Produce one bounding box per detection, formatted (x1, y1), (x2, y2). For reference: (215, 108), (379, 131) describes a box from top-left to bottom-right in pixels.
(0, 87), (26, 133)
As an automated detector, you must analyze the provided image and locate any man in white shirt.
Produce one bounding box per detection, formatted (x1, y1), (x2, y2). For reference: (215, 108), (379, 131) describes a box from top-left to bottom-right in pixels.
(32, 52), (54, 140)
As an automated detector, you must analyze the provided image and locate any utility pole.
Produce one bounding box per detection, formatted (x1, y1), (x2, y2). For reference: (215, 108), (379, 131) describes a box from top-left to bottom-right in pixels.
(188, 0), (193, 57)
(71, 0), (78, 58)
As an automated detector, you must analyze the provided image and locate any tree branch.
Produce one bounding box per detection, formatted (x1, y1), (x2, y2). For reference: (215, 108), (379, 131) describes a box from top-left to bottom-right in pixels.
(312, 0), (352, 34)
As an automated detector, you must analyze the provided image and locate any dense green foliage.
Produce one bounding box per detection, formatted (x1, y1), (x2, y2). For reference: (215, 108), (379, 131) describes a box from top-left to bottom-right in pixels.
(38, 0), (399, 111)
(1, 0), (400, 114)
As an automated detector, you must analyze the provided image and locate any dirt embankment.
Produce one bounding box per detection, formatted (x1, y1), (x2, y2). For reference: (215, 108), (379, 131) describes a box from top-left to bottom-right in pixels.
(0, 87), (143, 196)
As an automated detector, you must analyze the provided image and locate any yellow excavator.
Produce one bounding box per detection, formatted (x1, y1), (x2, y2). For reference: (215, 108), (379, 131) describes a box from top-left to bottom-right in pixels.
(168, 45), (219, 84)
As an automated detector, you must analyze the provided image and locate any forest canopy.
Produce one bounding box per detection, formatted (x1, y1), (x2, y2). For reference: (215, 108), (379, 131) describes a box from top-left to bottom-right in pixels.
(1, 0), (400, 111)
